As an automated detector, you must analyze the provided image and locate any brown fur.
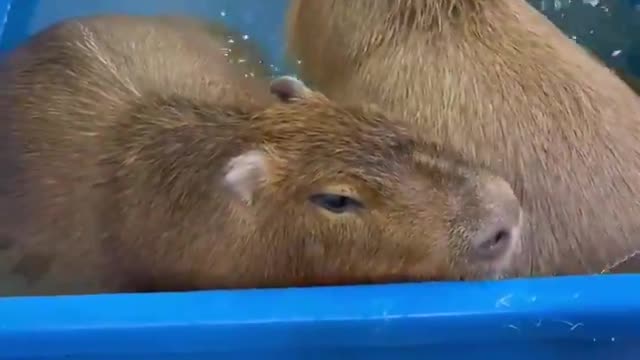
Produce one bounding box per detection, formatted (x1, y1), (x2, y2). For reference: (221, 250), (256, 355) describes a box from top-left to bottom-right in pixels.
(153, 15), (272, 79)
(286, 0), (640, 277)
(0, 14), (522, 296)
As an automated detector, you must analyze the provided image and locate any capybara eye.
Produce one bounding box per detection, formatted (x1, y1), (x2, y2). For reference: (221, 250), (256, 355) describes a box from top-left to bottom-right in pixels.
(309, 193), (363, 214)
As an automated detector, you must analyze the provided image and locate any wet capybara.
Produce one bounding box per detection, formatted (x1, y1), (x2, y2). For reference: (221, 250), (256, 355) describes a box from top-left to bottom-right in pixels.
(0, 14), (522, 296)
(286, 0), (640, 277)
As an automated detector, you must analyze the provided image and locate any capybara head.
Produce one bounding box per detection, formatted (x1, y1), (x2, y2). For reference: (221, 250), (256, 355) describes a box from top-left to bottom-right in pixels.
(134, 76), (523, 288)
(232, 77), (521, 283)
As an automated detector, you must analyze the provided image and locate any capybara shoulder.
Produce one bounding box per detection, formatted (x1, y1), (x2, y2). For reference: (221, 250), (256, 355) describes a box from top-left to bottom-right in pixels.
(0, 15), (522, 295)
(287, 0), (640, 276)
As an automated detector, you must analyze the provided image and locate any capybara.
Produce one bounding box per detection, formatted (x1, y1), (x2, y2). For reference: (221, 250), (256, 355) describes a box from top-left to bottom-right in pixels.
(0, 14), (523, 296)
(286, 0), (640, 277)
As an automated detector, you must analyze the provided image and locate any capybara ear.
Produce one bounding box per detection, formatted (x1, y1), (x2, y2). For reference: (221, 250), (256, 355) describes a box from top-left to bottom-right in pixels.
(223, 150), (269, 205)
(269, 75), (313, 102)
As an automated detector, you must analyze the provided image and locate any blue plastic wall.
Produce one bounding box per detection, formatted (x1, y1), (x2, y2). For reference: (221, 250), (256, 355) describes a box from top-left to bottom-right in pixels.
(1, 275), (640, 359)
(1, 1), (640, 359)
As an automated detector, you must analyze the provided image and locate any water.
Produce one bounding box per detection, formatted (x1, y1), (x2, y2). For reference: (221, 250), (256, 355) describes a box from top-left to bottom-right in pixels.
(533, 0), (640, 86)
(0, 0), (639, 83)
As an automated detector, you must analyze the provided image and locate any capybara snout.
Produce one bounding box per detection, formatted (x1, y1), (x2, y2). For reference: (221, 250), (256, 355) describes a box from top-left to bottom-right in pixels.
(462, 175), (522, 267)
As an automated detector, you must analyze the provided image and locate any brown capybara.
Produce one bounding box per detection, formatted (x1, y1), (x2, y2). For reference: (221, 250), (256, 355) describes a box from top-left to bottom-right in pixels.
(0, 14), (523, 297)
(286, 0), (640, 277)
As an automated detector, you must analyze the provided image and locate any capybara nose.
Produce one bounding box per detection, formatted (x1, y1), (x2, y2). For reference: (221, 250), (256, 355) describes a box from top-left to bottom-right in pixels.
(469, 176), (522, 262)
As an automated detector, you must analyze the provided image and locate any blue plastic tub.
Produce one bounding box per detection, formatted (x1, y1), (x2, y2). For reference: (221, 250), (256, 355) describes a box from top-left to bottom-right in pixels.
(1, 1), (640, 359)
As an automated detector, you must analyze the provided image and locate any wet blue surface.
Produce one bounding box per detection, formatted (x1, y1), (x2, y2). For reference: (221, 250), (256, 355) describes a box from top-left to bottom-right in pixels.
(0, 0), (640, 359)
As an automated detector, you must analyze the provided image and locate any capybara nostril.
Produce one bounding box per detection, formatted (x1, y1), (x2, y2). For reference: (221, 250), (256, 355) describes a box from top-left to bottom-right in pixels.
(469, 176), (522, 262)
(471, 220), (517, 261)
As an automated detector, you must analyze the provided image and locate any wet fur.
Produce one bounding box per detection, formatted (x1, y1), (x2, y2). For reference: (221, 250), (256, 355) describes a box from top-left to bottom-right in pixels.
(287, 0), (640, 276)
